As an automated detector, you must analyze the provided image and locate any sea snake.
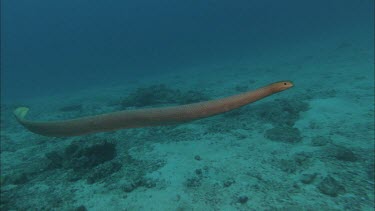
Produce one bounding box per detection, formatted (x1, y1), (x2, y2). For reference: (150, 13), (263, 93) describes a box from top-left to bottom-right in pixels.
(13, 81), (293, 137)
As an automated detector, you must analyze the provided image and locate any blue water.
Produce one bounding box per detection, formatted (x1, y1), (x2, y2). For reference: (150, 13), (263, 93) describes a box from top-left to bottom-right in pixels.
(2, 0), (372, 100)
(1, 0), (374, 210)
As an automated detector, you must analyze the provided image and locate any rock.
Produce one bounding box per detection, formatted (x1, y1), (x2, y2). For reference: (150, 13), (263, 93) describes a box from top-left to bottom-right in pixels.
(121, 178), (156, 192)
(185, 176), (201, 188)
(59, 104), (83, 112)
(317, 176), (345, 197)
(310, 136), (331, 146)
(121, 84), (209, 108)
(67, 142), (117, 171)
(86, 161), (122, 184)
(238, 196), (248, 204)
(195, 169), (202, 175)
(0, 175), (6, 186)
(45, 151), (64, 169)
(255, 99), (309, 126)
(223, 178), (235, 187)
(10, 173), (29, 185)
(293, 152), (311, 166)
(300, 173), (317, 184)
(278, 159), (297, 173)
(265, 126), (302, 143)
(178, 90), (210, 105)
(367, 159), (374, 180)
(122, 181), (136, 193)
(139, 178), (157, 189)
(235, 85), (248, 92)
(64, 143), (80, 156)
(334, 146), (357, 162)
(194, 155), (201, 161)
(75, 205), (87, 211)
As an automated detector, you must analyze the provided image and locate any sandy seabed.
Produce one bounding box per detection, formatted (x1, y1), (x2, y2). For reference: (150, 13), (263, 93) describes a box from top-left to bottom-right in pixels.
(1, 38), (374, 210)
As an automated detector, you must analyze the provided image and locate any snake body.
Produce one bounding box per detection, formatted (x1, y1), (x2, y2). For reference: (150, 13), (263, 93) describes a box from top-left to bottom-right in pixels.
(13, 81), (293, 137)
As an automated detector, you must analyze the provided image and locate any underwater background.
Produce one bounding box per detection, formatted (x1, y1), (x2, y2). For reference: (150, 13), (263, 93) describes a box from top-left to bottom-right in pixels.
(1, 0), (374, 210)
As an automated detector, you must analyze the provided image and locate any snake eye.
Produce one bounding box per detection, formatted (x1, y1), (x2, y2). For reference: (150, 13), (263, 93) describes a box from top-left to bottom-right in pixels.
(284, 82), (287, 85)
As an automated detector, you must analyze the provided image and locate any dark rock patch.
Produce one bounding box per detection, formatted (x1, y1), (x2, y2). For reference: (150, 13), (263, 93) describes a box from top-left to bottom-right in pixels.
(223, 178), (235, 187)
(121, 177), (157, 193)
(45, 141), (119, 183)
(185, 176), (202, 188)
(59, 104), (83, 112)
(254, 99), (309, 127)
(87, 161), (122, 184)
(310, 136), (331, 146)
(122, 181), (137, 192)
(317, 175), (345, 197)
(121, 84), (180, 107)
(8, 172), (29, 185)
(178, 90), (210, 105)
(278, 159), (297, 173)
(300, 173), (317, 184)
(121, 84), (209, 108)
(211, 98), (309, 135)
(195, 169), (203, 176)
(325, 145), (358, 162)
(293, 152), (311, 166)
(367, 158), (374, 180)
(45, 151), (64, 169)
(237, 195), (249, 204)
(333, 146), (358, 162)
(265, 126), (302, 143)
(194, 155), (201, 161)
(276, 152), (312, 175)
(75, 205), (87, 211)
(0, 134), (17, 152)
(235, 85), (249, 92)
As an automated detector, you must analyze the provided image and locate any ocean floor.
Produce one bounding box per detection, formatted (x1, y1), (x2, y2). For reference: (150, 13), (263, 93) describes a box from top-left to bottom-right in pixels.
(1, 39), (374, 210)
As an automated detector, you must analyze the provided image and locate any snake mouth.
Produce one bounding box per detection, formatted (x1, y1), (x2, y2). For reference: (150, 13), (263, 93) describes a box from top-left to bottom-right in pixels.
(273, 81), (293, 91)
(283, 81), (294, 88)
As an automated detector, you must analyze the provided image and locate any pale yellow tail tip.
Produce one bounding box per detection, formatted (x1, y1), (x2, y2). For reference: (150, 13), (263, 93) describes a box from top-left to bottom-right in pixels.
(13, 107), (30, 120)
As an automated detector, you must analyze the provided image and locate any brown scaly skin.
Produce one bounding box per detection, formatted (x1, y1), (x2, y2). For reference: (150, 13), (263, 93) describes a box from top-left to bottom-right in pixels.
(13, 81), (293, 137)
